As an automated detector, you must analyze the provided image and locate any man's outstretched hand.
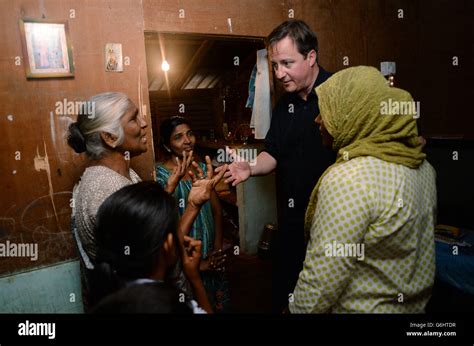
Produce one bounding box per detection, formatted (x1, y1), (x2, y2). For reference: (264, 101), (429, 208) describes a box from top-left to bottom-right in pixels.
(215, 147), (251, 186)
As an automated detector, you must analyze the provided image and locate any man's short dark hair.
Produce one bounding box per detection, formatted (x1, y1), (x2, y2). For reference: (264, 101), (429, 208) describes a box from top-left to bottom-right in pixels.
(268, 20), (318, 59)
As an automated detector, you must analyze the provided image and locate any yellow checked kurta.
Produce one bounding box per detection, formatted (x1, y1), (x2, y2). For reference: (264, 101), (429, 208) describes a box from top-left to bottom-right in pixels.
(289, 156), (436, 313)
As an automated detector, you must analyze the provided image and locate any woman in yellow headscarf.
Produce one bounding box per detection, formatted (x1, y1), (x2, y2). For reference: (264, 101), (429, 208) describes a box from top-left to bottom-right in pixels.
(289, 66), (437, 313)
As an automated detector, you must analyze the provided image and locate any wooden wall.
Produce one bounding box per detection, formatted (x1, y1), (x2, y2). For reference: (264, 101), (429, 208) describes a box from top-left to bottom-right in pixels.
(283, 0), (473, 138)
(0, 0), (154, 275)
(143, 0), (286, 37)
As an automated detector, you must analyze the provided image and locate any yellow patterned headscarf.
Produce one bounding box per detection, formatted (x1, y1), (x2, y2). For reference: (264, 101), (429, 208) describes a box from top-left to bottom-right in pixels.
(304, 66), (425, 235)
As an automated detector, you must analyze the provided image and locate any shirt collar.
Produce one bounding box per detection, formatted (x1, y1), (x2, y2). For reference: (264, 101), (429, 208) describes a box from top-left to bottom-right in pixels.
(309, 66), (330, 98)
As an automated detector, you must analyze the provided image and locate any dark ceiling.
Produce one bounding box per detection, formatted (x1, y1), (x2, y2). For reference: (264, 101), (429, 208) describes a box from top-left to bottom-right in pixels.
(145, 32), (265, 91)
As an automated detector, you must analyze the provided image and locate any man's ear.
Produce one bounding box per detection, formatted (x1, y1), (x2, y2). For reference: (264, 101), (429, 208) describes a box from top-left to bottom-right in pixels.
(100, 131), (118, 148)
(308, 49), (317, 67)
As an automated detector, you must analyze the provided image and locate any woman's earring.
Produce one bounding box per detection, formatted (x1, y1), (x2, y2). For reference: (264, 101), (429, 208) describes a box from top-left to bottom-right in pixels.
(164, 145), (171, 153)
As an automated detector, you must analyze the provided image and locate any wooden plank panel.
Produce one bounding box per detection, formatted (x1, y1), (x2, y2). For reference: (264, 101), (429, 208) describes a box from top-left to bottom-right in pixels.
(143, 0), (285, 37)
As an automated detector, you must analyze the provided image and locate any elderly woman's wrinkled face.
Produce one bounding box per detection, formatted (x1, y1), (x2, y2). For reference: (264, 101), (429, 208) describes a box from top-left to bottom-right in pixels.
(118, 107), (148, 156)
(315, 114), (334, 149)
(169, 124), (195, 157)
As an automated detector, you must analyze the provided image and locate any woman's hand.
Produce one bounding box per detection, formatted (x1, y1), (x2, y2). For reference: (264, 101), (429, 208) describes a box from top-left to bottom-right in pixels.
(187, 156), (227, 208)
(181, 235), (214, 314)
(181, 235), (202, 282)
(199, 250), (227, 272)
(165, 150), (194, 194)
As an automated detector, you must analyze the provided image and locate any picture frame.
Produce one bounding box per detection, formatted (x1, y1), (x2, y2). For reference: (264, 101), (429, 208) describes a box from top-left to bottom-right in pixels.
(19, 19), (74, 78)
(104, 43), (123, 72)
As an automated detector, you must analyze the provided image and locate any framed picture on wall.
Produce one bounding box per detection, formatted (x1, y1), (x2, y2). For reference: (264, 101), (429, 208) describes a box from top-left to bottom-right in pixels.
(105, 43), (123, 72)
(19, 19), (74, 78)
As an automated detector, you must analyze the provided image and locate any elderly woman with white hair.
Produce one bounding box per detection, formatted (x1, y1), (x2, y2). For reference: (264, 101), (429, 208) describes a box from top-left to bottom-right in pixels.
(68, 92), (147, 264)
(68, 92), (148, 307)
